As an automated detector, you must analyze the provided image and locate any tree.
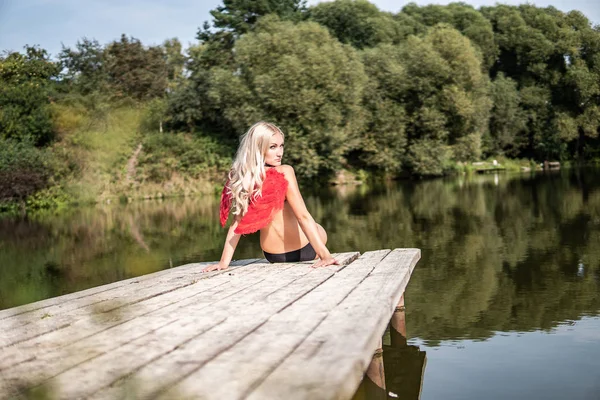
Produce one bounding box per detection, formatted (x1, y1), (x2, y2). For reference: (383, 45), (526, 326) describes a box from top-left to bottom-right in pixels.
(0, 46), (58, 146)
(357, 44), (409, 174)
(174, 1), (310, 135)
(58, 38), (106, 95)
(205, 16), (368, 178)
(519, 84), (556, 159)
(162, 38), (186, 88)
(401, 2), (498, 69)
(201, 0), (306, 38)
(307, 0), (408, 49)
(0, 138), (54, 203)
(396, 25), (491, 174)
(481, 4), (600, 160)
(485, 73), (527, 156)
(104, 35), (168, 100)
(195, 0), (307, 71)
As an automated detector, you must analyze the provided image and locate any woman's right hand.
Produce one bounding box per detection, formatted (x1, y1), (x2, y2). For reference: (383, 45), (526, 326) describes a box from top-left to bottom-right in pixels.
(201, 262), (229, 273)
(311, 256), (339, 268)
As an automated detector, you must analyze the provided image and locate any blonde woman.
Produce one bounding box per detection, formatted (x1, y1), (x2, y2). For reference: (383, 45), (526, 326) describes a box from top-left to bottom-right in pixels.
(202, 122), (338, 272)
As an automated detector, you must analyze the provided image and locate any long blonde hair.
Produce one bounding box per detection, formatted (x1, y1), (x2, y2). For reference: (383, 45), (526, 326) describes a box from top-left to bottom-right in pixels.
(227, 121), (284, 217)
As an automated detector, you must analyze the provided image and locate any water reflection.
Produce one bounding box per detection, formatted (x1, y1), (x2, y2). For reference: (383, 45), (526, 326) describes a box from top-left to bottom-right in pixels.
(413, 317), (600, 400)
(0, 198), (261, 309)
(1, 168), (600, 346)
(353, 296), (427, 400)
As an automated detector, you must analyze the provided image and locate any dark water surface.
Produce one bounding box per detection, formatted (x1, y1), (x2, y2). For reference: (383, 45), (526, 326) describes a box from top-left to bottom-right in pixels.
(2, 168), (599, 399)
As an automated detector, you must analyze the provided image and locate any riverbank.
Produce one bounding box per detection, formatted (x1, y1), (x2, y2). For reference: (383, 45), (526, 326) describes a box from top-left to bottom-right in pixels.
(2, 159), (599, 400)
(0, 103), (577, 216)
(0, 104), (231, 214)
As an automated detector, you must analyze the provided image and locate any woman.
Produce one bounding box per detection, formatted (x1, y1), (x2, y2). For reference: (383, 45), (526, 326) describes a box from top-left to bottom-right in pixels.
(202, 122), (339, 272)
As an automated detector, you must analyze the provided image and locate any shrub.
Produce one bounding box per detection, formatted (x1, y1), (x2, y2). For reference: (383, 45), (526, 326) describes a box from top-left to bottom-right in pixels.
(137, 132), (232, 182)
(0, 46), (59, 146)
(0, 138), (56, 202)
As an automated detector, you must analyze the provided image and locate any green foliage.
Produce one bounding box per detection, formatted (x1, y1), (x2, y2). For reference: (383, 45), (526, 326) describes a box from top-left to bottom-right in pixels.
(195, 0), (307, 75)
(402, 2), (498, 69)
(140, 98), (170, 134)
(164, 78), (206, 133)
(58, 38), (106, 95)
(5, 0), (600, 202)
(481, 4), (600, 159)
(0, 138), (56, 203)
(405, 139), (450, 176)
(307, 0), (406, 48)
(358, 44), (408, 173)
(24, 186), (71, 211)
(161, 2), (600, 179)
(485, 73), (527, 156)
(162, 38), (186, 85)
(200, 0), (307, 37)
(368, 25), (491, 175)
(205, 16), (368, 178)
(0, 46), (59, 146)
(104, 35), (168, 100)
(137, 132), (232, 182)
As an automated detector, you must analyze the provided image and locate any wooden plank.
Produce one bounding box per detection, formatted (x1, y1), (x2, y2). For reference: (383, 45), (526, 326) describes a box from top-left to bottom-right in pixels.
(81, 253), (360, 400)
(153, 250), (391, 400)
(0, 259), (290, 375)
(247, 248), (420, 400)
(0, 259), (262, 348)
(0, 258), (260, 320)
(0, 317), (227, 400)
(4, 253), (358, 400)
(47, 252), (358, 400)
(1, 249), (420, 400)
(0, 258), (261, 327)
(0, 259), (289, 395)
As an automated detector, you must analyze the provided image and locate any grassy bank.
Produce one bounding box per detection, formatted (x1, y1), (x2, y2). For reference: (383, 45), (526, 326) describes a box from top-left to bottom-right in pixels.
(0, 102), (233, 214)
(2, 101), (564, 215)
(60, 103), (233, 202)
(451, 157), (539, 174)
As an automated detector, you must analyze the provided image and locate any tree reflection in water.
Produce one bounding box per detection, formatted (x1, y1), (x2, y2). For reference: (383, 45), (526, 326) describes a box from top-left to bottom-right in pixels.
(1, 168), (599, 344)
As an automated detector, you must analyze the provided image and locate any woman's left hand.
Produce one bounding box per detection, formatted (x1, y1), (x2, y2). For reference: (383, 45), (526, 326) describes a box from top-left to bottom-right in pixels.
(311, 257), (340, 268)
(201, 262), (228, 272)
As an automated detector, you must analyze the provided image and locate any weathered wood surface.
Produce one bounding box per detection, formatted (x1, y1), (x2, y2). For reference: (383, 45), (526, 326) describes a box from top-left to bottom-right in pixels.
(0, 248), (420, 400)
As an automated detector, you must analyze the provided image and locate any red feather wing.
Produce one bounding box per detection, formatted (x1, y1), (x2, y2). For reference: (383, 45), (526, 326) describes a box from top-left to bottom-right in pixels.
(235, 169), (288, 234)
(219, 180), (232, 227)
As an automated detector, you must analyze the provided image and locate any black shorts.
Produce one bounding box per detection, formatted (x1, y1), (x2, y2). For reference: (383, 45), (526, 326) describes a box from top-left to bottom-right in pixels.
(263, 243), (317, 263)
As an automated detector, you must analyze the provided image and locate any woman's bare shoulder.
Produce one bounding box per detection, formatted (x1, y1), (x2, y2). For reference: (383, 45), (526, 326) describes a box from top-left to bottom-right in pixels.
(275, 164), (296, 180)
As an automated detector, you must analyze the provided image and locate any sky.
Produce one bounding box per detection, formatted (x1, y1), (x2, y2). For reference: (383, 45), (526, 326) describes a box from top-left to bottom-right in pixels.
(0, 0), (599, 58)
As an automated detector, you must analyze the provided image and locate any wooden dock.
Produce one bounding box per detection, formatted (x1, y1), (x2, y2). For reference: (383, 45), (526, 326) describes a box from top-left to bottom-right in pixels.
(0, 248), (420, 400)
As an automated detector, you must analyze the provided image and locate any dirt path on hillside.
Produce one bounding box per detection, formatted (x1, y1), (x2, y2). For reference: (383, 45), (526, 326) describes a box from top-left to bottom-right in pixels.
(126, 143), (143, 184)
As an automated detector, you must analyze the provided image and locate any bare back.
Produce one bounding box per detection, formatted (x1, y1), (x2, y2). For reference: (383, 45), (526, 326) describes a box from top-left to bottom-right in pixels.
(259, 166), (326, 254)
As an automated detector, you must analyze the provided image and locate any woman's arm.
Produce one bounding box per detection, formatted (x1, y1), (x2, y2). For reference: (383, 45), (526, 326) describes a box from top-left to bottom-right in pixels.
(202, 215), (242, 272)
(279, 165), (338, 268)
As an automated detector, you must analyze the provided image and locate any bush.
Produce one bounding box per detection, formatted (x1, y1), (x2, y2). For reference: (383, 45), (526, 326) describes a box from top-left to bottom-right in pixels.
(137, 132), (232, 182)
(0, 138), (56, 202)
(406, 139), (451, 176)
(50, 102), (87, 136)
(139, 98), (169, 134)
(0, 46), (59, 146)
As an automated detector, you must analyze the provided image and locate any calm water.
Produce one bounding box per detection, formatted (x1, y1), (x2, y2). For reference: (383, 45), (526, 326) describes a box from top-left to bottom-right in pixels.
(1, 168), (599, 399)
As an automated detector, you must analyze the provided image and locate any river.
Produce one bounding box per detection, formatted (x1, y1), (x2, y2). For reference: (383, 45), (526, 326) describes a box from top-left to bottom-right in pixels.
(1, 167), (599, 399)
